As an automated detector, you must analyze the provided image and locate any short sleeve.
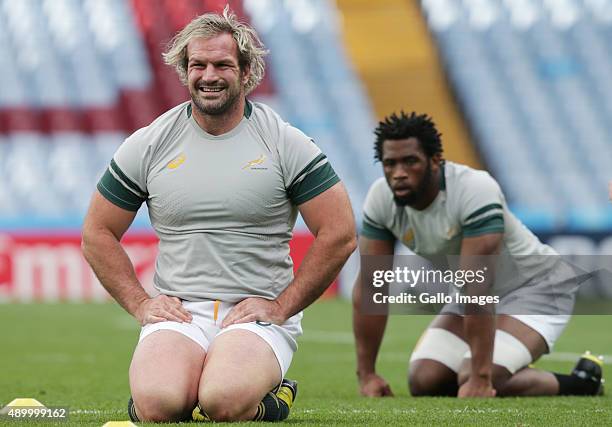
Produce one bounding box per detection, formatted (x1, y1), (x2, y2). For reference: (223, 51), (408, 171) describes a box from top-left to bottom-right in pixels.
(459, 172), (505, 237)
(281, 125), (340, 205)
(361, 178), (395, 241)
(96, 128), (151, 211)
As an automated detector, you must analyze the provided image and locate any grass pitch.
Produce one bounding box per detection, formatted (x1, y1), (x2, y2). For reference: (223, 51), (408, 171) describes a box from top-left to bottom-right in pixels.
(0, 300), (610, 426)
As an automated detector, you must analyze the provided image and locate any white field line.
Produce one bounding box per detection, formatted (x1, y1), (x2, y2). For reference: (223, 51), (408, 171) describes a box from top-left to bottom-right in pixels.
(71, 408), (609, 416)
(301, 407), (609, 415)
(300, 330), (612, 364)
(70, 409), (123, 414)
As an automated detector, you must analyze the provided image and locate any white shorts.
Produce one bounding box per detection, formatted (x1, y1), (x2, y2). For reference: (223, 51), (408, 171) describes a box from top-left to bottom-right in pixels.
(139, 300), (303, 377)
(509, 314), (570, 351)
(440, 311), (571, 351)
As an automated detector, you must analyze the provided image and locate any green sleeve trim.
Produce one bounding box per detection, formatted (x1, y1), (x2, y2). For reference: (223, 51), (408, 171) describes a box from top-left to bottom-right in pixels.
(462, 214), (504, 237)
(97, 168), (146, 212)
(288, 153), (326, 190)
(110, 159), (146, 198)
(465, 203), (503, 221)
(289, 162), (340, 205)
(361, 221), (395, 241)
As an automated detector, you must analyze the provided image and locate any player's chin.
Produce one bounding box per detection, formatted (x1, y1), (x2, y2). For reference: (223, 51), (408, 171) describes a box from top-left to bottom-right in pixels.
(393, 193), (415, 207)
(194, 97), (229, 115)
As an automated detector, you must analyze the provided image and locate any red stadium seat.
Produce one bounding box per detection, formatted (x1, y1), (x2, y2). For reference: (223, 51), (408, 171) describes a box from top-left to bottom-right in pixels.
(42, 108), (84, 133)
(1, 108), (42, 133)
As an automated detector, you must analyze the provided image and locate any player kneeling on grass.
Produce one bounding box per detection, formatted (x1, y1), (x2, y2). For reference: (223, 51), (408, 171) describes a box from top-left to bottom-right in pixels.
(81, 8), (356, 423)
(352, 112), (604, 398)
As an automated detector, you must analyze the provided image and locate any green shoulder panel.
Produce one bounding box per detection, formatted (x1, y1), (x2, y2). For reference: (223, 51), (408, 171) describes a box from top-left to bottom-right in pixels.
(288, 155), (340, 205)
(97, 165), (147, 212)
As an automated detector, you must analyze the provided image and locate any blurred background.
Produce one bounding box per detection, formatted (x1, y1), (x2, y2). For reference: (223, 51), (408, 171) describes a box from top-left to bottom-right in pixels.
(0, 0), (611, 304)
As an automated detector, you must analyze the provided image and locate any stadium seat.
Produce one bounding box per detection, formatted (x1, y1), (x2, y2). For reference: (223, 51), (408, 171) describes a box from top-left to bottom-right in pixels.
(421, 0), (612, 232)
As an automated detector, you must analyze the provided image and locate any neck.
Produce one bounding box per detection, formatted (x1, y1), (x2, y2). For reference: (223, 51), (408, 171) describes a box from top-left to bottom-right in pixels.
(191, 97), (246, 136)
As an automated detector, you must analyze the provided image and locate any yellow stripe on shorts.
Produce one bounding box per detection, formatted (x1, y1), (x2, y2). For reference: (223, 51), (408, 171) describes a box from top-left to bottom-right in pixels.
(213, 300), (220, 324)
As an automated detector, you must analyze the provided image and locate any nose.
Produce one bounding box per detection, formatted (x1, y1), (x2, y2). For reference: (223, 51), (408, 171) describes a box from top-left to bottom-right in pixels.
(391, 164), (408, 181)
(201, 65), (220, 83)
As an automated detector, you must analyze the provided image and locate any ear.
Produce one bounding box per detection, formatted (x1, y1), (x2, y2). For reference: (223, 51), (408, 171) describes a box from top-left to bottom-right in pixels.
(241, 64), (251, 85)
(431, 153), (443, 168)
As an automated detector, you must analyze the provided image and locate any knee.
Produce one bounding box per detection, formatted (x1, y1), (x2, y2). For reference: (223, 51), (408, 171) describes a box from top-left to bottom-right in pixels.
(409, 361), (457, 397)
(491, 367), (514, 396)
(199, 388), (253, 422)
(408, 369), (437, 396)
(133, 391), (193, 422)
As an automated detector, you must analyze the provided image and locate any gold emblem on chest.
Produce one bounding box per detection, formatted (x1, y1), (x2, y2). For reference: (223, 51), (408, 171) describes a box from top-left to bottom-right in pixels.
(242, 154), (267, 170)
(403, 229), (414, 244)
(167, 153), (186, 169)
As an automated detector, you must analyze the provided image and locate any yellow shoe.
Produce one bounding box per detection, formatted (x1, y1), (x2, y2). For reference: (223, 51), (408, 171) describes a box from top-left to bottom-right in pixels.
(192, 403), (211, 422)
(276, 379), (298, 409)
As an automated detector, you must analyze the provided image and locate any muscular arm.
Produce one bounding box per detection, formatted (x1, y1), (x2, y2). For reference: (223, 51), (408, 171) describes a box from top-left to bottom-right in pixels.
(352, 236), (395, 396)
(458, 233), (502, 397)
(222, 182), (357, 326)
(277, 182), (357, 316)
(82, 191), (191, 324)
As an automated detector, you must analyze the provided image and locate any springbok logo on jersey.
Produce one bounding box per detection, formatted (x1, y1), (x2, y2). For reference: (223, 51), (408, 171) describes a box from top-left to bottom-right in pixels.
(167, 153), (186, 169)
(403, 229), (414, 245)
(242, 154), (267, 170)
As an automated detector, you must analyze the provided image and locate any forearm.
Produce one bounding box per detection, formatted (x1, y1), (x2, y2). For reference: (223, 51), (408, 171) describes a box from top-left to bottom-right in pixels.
(82, 229), (149, 317)
(354, 313), (387, 376)
(352, 273), (387, 376)
(275, 230), (356, 319)
(465, 313), (495, 379)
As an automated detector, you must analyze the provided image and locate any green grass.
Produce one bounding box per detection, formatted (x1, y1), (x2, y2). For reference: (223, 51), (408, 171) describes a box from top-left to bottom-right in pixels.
(0, 301), (610, 426)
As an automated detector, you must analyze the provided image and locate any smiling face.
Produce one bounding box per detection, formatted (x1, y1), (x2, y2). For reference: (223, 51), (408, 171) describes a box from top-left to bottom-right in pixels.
(186, 33), (249, 116)
(381, 137), (441, 208)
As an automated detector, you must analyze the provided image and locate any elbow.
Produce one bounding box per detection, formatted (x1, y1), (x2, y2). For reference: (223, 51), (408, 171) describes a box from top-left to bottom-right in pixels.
(317, 225), (357, 261)
(336, 228), (358, 261)
(81, 227), (94, 259)
(81, 223), (105, 260)
(345, 233), (358, 257)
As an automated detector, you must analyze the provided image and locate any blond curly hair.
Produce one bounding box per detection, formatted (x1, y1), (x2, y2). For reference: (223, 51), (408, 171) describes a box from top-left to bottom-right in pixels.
(162, 6), (267, 95)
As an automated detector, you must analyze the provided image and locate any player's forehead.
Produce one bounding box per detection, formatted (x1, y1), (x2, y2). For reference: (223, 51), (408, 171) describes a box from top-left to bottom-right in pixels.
(187, 33), (239, 64)
(381, 137), (425, 160)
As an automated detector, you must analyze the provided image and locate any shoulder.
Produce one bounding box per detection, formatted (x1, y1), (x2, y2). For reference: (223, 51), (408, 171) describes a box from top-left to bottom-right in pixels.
(446, 162), (502, 197)
(364, 177), (394, 211)
(445, 163), (506, 234)
(127, 101), (191, 148)
(249, 101), (313, 146)
(248, 101), (286, 143)
(369, 177), (393, 197)
(362, 177), (397, 240)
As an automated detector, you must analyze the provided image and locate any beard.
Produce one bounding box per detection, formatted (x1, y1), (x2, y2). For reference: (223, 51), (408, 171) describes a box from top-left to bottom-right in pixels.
(393, 162), (433, 207)
(189, 77), (243, 116)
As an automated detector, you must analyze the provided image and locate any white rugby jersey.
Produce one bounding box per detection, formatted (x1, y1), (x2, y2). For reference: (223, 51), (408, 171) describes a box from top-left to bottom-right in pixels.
(362, 161), (555, 258)
(98, 100), (340, 302)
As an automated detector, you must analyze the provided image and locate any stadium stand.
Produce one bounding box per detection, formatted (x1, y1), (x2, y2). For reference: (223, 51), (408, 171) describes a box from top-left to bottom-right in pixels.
(421, 0), (612, 232)
(335, 0), (481, 169)
(0, 0), (376, 301)
(0, 0), (376, 230)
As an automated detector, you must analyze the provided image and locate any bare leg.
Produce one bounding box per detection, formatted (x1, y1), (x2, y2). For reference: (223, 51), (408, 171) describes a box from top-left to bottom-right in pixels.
(409, 359), (459, 396)
(198, 329), (281, 422)
(408, 314), (463, 396)
(129, 330), (205, 422)
(457, 315), (558, 396)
